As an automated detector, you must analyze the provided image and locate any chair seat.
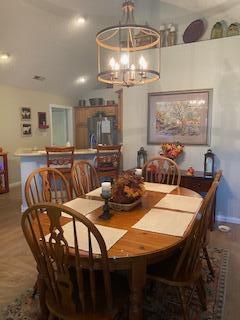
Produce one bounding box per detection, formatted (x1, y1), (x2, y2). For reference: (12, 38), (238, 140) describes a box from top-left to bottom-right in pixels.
(46, 271), (129, 320)
(147, 253), (202, 287)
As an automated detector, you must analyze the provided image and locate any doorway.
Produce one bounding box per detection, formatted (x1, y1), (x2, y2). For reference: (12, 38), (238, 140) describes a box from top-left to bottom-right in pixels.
(50, 105), (73, 146)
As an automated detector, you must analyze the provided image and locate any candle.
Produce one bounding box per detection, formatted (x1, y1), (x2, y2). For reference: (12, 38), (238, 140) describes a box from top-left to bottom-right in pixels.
(101, 182), (111, 197)
(130, 64), (136, 80)
(135, 168), (142, 177)
(114, 62), (120, 79)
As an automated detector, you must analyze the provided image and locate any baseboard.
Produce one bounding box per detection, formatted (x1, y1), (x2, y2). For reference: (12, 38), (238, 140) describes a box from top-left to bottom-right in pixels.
(216, 215), (240, 225)
(9, 181), (21, 188)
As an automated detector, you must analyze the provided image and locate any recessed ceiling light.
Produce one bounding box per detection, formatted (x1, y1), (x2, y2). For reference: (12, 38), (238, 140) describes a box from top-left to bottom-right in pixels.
(76, 76), (86, 84)
(0, 53), (10, 62)
(76, 16), (86, 25)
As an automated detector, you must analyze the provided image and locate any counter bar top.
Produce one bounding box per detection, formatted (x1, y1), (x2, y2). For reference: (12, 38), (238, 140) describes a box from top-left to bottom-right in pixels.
(15, 148), (97, 157)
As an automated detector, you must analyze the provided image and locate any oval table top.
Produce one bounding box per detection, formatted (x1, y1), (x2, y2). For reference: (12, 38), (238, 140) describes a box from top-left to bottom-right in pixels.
(55, 186), (202, 264)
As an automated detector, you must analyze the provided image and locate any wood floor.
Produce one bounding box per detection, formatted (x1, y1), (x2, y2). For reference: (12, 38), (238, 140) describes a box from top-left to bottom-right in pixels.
(0, 186), (239, 319)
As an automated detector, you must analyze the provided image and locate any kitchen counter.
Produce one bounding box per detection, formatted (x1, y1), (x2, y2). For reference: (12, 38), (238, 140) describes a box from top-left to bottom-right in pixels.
(15, 148), (97, 157)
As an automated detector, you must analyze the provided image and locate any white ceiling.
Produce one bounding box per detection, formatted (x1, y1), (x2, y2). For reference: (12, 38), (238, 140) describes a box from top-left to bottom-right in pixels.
(0, 0), (239, 99)
(0, 0), (123, 99)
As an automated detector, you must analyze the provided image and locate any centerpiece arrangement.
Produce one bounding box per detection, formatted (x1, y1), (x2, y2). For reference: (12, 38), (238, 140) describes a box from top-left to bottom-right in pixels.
(161, 142), (184, 160)
(109, 172), (145, 211)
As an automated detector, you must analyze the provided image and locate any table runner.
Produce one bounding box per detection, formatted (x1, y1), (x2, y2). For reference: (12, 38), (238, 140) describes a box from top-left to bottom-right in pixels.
(132, 208), (194, 237)
(46, 221), (127, 255)
(155, 194), (202, 213)
(62, 198), (103, 217)
(144, 182), (177, 193)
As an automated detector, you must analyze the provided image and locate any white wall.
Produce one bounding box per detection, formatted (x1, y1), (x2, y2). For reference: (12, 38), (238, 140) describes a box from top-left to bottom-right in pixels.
(0, 85), (75, 184)
(122, 35), (240, 223)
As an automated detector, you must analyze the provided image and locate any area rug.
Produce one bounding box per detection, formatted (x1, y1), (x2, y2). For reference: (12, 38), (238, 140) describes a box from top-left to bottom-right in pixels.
(0, 248), (229, 320)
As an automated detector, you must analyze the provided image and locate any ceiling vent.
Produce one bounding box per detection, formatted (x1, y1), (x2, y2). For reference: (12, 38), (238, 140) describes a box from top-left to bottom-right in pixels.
(33, 75), (46, 81)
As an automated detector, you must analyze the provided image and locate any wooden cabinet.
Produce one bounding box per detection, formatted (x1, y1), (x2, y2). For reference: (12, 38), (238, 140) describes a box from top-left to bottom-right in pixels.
(180, 171), (214, 193)
(0, 153), (9, 194)
(75, 104), (120, 149)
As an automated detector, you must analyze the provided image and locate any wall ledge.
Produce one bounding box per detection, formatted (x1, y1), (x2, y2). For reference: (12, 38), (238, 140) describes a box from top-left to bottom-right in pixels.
(216, 215), (240, 225)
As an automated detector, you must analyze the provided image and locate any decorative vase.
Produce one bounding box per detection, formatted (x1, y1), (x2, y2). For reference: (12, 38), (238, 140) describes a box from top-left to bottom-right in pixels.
(109, 198), (142, 211)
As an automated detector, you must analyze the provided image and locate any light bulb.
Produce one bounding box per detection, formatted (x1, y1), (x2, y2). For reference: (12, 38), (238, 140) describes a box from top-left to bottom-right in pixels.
(120, 53), (129, 66)
(109, 57), (116, 70)
(139, 56), (147, 69)
(114, 62), (120, 71)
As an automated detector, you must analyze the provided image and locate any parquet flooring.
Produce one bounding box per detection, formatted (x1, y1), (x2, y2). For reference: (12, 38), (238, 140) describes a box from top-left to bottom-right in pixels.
(0, 187), (239, 319)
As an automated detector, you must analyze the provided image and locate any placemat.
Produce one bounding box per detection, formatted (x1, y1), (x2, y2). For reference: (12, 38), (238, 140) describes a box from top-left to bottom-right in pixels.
(132, 208), (194, 237)
(86, 187), (102, 197)
(144, 182), (177, 193)
(62, 198), (103, 217)
(155, 194), (202, 213)
(46, 221), (127, 255)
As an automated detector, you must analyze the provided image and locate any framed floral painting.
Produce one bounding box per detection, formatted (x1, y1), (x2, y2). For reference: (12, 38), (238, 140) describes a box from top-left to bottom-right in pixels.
(147, 89), (213, 145)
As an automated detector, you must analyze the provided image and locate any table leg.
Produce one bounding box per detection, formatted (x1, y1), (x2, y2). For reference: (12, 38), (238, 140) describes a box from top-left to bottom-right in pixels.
(38, 274), (49, 320)
(129, 257), (147, 320)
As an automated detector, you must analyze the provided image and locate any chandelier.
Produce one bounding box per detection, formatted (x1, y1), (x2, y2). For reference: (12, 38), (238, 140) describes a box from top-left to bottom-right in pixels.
(96, 0), (160, 87)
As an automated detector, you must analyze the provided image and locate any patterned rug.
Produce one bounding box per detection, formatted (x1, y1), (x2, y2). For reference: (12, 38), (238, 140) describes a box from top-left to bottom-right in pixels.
(0, 248), (229, 320)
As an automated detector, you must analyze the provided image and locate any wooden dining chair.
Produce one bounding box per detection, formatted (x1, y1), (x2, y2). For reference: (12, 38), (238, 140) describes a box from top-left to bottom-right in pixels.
(21, 203), (129, 320)
(209, 170), (222, 230)
(71, 160), (100, 197)
(25, 167), (71, 207)
(201, 176), (221, 277)
(146, 187), (216, 320)
(25, 167), (72, 298)
(45, 146), (74, 173)
(143, 156), (181, 186)
(95, 145), (121, 181)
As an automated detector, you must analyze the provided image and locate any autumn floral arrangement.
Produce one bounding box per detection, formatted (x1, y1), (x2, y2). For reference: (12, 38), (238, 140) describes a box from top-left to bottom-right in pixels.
(111, 172), (145, 204)
(161, 142), (184, 160)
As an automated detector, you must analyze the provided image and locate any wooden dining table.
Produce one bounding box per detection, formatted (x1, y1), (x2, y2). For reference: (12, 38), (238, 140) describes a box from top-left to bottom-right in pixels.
(39, 186), (201, 320)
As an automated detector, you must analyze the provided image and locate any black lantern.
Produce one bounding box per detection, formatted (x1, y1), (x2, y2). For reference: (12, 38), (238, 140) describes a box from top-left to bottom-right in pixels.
(204, 149), (215, 177)
(137, 147), (147, 169)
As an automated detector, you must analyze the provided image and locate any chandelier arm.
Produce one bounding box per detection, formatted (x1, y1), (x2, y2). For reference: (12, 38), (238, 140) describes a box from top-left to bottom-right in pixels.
(128, 28), (134, 48)
(98, 29), (119, 42)
(140, 29), (159, 37)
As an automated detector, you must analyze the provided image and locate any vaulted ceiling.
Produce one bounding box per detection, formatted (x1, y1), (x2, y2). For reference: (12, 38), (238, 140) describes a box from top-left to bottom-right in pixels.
(0, 0), (239, 99)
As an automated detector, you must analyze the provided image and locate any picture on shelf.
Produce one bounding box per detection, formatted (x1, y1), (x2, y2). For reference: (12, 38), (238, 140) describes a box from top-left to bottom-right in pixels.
(21, 107), (31, 121)
(21, 123), (32, 137)
(147, 89), (212, 145)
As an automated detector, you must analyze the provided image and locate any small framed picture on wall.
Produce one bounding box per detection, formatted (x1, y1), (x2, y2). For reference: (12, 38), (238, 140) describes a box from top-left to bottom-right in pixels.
(21, 107), (31, 121)
(21, 123), (32, 137)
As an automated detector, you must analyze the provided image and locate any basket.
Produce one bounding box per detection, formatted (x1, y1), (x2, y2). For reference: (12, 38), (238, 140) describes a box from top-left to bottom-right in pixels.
(109, 198), (142, 211)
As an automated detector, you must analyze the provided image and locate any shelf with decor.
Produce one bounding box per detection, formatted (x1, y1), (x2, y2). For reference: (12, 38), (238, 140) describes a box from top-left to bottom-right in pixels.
(76, 104), (118, 109)
(0, 152), (9, 194)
